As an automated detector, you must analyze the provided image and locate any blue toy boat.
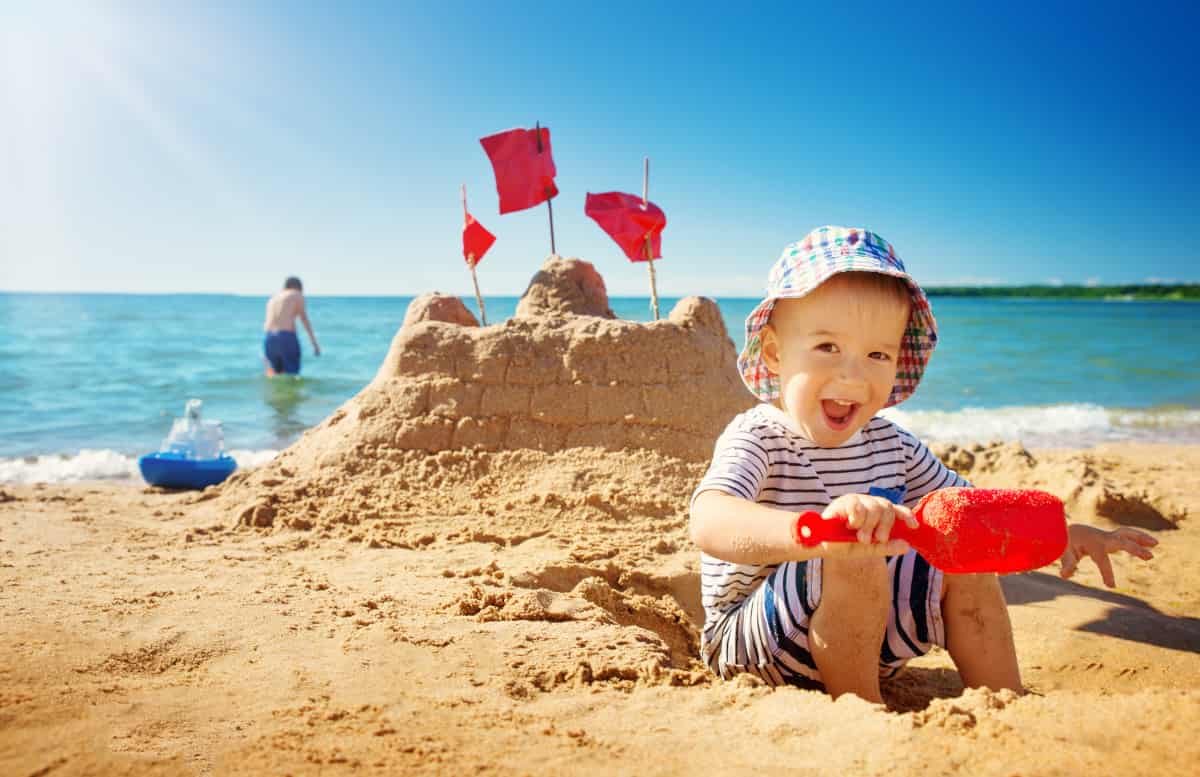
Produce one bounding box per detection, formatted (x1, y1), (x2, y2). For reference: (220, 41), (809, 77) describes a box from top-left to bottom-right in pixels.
(138, 451), (237, 490)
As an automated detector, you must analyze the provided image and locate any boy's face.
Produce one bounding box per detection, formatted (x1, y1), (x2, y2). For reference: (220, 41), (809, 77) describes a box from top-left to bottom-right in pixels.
(760, 274), (909, 447)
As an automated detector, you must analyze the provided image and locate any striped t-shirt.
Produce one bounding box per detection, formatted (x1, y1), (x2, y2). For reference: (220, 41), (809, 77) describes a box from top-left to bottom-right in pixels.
(692, 403), (970, 660)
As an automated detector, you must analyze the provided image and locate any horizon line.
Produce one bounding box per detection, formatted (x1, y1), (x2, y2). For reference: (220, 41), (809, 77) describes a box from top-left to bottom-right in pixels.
(2, 282), (1199, 298)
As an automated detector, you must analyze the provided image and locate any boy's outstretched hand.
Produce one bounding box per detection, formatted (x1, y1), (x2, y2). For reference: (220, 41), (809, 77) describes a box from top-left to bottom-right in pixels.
(1060, 524), (1158, 587)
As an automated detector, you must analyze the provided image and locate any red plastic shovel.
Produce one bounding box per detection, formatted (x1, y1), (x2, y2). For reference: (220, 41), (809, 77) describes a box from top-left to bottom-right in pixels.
(794, 488), (1068, 574)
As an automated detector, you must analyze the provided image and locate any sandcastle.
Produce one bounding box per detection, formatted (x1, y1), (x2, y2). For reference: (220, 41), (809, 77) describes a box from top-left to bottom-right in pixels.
(217, 256), (754, 545)
(366, 261), (747, 460)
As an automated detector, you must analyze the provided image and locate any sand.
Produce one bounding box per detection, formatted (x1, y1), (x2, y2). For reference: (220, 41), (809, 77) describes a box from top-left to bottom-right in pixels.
(3, 259), (1198, 775)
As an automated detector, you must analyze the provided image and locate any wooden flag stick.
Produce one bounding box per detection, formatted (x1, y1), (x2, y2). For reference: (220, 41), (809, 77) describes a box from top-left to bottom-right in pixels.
(646, 255), (660, 321)
(469, 262), (488, 326)
(536, 120), (557, 257)
(643, 156), (660, 321)
(462, 184), (488, 325)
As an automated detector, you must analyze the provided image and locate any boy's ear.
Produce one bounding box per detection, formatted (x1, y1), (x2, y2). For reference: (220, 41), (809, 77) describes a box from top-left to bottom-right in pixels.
(760, 325), (781, 374)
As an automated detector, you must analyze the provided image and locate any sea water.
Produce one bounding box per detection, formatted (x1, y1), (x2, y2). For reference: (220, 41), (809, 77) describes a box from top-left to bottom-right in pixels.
(1, 293), (1197, 483)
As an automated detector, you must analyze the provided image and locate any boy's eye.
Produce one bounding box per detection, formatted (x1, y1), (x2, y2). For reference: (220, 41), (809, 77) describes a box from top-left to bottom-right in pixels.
(815, 342), (839, 353)
(869, 351), (893, 361)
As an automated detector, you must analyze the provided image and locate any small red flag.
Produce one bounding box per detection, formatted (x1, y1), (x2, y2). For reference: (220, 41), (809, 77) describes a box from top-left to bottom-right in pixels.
(479, 127), (558, 214)
(584, 192), (666, 262)
(462, 212), (495, 265)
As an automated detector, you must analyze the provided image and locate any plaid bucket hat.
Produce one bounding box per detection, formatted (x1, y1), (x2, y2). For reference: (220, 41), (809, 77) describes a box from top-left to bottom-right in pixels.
(738, 225), (938, 407)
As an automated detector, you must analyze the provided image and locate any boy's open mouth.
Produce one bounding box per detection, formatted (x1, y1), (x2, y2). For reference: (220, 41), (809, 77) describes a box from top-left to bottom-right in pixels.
(821, 399), (859, 431)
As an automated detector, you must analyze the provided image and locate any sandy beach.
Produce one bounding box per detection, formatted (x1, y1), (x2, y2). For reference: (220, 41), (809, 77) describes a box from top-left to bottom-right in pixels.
(4, 262), (1198, 776)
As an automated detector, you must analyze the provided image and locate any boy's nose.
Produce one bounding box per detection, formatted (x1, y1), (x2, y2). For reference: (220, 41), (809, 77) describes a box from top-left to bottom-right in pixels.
(835, 359), (870, 388)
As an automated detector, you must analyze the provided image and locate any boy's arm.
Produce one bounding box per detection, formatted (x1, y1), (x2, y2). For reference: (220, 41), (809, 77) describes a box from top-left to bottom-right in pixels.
(690, 490), (910, 566)
(299, 299), (320, 355)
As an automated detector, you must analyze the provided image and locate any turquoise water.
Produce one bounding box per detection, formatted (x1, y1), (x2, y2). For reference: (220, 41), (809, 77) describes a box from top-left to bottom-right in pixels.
(1, 293), (1198, 481)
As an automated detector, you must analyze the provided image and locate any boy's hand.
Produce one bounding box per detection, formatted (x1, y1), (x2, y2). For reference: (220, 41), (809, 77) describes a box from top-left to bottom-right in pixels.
(1060, 524), (1158, 587)
(820, 493), (918, 556)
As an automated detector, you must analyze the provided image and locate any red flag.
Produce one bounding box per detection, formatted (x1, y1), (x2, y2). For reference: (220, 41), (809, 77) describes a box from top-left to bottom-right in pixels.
(479, 127), (558, 214)
(584, 192), (666, 262)
(462, 212), (495, 265)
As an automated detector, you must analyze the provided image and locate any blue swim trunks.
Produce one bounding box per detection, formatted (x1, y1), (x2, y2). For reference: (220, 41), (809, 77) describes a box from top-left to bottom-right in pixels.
(264, 330), (301, 374)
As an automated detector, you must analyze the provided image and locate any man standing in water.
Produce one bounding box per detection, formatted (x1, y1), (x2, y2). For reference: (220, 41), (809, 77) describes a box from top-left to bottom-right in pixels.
(263, 277), (320, 376)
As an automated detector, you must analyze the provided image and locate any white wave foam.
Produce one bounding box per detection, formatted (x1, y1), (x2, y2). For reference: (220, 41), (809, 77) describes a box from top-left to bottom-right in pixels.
(226, 448), (280, 469)
(881, 404), (1200, 446)
(0, 449), (139, 484)
(0, 448), (279, 485)
(1109, 407), (1200, 429)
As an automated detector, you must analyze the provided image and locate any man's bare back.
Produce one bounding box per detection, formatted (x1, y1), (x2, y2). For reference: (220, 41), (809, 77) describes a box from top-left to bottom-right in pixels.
(264, 289), (305, 333)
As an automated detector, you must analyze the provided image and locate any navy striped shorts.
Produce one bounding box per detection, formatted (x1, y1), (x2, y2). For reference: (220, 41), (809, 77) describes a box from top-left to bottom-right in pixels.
(704, 550), (945, 687)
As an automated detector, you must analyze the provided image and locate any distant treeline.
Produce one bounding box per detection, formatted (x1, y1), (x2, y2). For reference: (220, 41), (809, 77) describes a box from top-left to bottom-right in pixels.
(924, 284), (1200, 301)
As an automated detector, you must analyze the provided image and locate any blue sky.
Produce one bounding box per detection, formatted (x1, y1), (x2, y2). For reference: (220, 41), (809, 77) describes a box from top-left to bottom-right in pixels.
(1, 0), (1197, 296)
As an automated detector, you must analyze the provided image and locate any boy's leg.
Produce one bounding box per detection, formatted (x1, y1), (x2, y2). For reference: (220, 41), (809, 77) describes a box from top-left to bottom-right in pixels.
(809, 556), (891, 703)
(941, 572), (1022, 692)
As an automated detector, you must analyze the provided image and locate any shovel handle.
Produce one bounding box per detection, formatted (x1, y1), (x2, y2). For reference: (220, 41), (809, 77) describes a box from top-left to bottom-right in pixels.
(793, 511), (916, 547)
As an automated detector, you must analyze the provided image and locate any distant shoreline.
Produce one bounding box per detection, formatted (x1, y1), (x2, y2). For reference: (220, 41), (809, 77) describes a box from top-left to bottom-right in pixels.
(923, 284), (1200, 301)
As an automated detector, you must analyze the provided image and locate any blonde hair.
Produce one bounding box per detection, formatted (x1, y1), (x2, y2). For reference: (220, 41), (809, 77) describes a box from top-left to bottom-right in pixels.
(769, 271), (911, 326)
(831, 271), (911, 308)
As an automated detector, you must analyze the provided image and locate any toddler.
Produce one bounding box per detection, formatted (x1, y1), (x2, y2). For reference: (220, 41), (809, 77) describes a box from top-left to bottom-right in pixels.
(689, 225), (1156, 702)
